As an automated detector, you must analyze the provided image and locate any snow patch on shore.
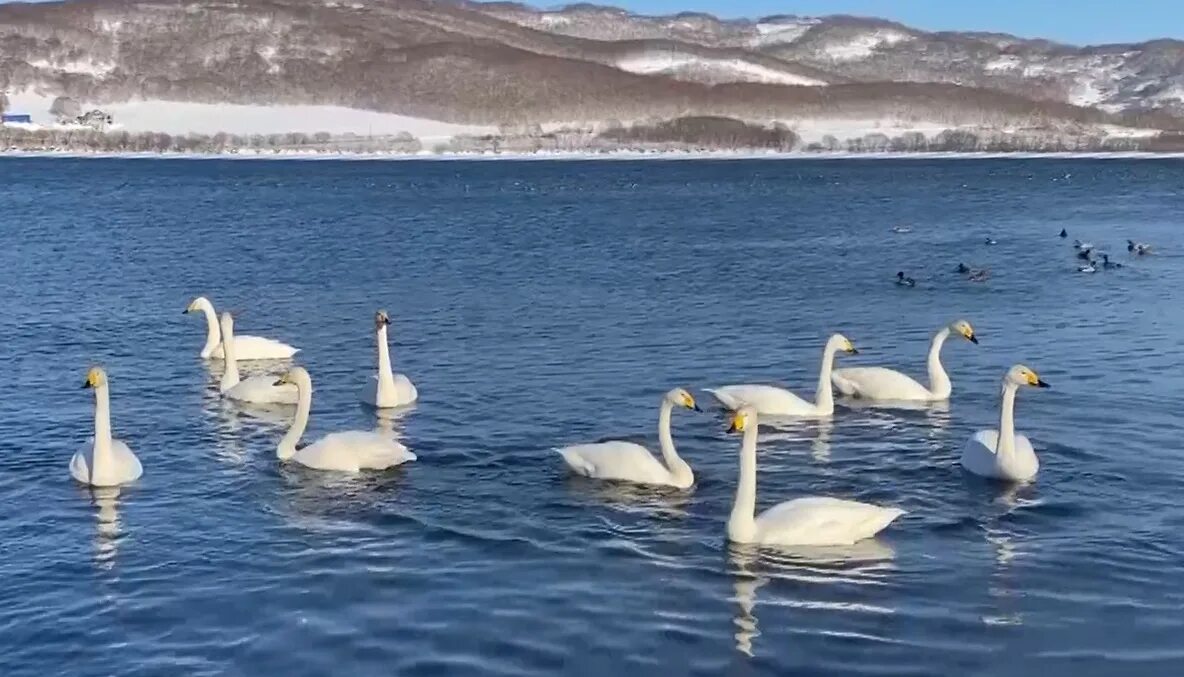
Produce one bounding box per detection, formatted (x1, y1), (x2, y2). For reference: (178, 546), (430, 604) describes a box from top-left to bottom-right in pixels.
(4, 91), (496, 141)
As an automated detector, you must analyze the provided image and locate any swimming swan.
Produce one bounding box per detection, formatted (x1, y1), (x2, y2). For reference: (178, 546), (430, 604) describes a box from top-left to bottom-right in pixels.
(218, 312), (299, 404)
(274, 367), (415, 472)
(725, 406), (904, 546)
(707, 334), (857, 417)
(361, 310), (418, 408)
(831, 320), (978, 402)
(184, 296), (299, 360)
(71, 367), (143, 487)
(556, 388), (700, 488)
(960, 364), (1049, 482)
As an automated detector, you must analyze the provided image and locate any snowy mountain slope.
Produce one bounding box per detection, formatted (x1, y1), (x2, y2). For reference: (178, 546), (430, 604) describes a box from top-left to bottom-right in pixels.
(0, 0), (1178, 138)
(476, 4), (1184, 116)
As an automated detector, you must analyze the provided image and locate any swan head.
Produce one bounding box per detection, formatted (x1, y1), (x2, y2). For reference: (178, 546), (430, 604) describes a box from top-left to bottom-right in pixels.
(827, 333), (858, 355)
(664, 388), (701, 412)
(82, 366), (108, 389)
(1006, 364), (1050, 389)
(274, 366), (311, 389)
(727, 406), (757, 434)
(375, 310), (391, 329)
(184, 296), (212, 315)
(949, 319), (978, 344)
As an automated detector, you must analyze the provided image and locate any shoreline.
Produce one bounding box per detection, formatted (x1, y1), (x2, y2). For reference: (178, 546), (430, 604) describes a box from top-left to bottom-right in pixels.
(4, 149), (1184, 162)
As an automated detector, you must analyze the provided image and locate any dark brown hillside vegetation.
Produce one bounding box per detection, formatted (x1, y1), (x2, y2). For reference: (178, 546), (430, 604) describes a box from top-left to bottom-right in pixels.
(600, 116), (797, 148)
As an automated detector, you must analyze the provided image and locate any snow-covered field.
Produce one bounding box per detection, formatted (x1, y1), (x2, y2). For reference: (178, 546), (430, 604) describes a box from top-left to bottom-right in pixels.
(4, 91), (496, 141)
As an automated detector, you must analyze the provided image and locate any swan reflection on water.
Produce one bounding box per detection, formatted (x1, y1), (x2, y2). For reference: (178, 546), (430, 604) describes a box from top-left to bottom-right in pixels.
(980, 482), (1037, 627)
(561, 476), (692, 519)
(756, 417), (835, 463)
(85, 485), (123, 572)
(727, 539), (898, 657)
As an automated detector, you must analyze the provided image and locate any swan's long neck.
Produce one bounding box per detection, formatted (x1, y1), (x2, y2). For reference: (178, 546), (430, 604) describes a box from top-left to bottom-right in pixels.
(219, 319), (240, 392)
(198, 300), (220, 358)
(995, 382), (1019, 462)
(376, 324), (395, 387)
(814, 344), (838, 414)
(926, 327), (952, 399)
(93, 383), (114, 470)
(278, 375), (312, 460)
(656, 399), (691, 485)
(728, 419), (759, 542)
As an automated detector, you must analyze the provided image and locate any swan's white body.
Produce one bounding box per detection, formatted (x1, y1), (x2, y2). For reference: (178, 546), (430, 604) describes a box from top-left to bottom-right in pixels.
(276, 367), (415, 472)
(1078, 263), (1097, 273)
(218, 312), (299, 404)
(726, 407), (903, 546)
(361, 312), (418, 408)
(960, 365), (1048, 482)
(186, 296), (298, 360)
(708, 334), (855, 417)
(557, 389), (698, 489)
(71, 369), (143, 487)
(832, 321), (976, 402)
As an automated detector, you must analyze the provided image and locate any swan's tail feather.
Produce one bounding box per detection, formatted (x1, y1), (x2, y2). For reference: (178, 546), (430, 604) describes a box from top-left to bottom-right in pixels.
(703, 388), (737, 411)
(555, 448), (594, 477)
(830, 373), (859, 397)
(862, 507), (905, 539)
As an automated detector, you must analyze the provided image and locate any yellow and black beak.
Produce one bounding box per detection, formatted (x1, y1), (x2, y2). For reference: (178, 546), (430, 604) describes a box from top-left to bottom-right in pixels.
(726, 419), (739, 433)
(1036, 378), (1050, 388)
(967, 333), (979, 344)
(81, 380), (92, 389)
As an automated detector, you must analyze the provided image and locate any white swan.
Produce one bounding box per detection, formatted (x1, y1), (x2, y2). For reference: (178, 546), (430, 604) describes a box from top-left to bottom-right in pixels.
(831, 320), (978, 402)
(707, 334), (857, 417)
(725, 406), (904, 546)
(274, 367), (415, 472)
(556, 388), (700, 488)
(361, 310), (418, 408)
(184, 296), (299, 360)
(71, 367), (143, 487)
(960, 364), (1049, 482)
(218, 312), (299, 404)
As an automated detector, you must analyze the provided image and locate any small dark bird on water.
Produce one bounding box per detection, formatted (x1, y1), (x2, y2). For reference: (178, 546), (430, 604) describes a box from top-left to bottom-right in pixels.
(1076, 248), (1093, 261)
(1101, 254), (1122, 269)
(896, 271), (916, 287)
(1128, 239), (1152, 255)
(984, 237), (998, 245)
(957, 262), (990, 281)
(1059, 228), (1068, 238)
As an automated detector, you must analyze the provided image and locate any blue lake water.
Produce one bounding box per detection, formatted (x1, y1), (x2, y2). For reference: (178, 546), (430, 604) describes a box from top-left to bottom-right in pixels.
(1, 156), (1183, 676)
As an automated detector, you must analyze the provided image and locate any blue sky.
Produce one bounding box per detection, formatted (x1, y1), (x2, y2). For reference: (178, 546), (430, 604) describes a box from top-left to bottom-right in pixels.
(591, 0), (1181, 45)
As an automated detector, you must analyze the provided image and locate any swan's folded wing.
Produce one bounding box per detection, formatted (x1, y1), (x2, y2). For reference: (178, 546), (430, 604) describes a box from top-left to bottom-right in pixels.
(219, 334), (299, 360)
(295, 431), (414, 472)
(556, 442), (670, 484)
(226, 376), (299, 404)
(332, 431), (415, 469)
(756, 497), (904, 545)
(392, 374), (418, 404)
(707, 385), (812, 414)
(831, 367), (929, 400)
